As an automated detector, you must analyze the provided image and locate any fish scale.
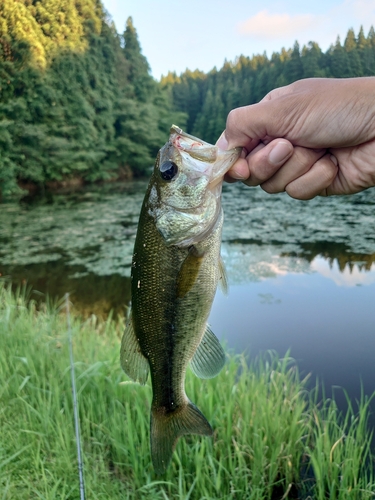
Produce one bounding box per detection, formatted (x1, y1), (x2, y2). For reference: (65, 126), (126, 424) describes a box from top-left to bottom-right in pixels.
(121, 125), (241, 474)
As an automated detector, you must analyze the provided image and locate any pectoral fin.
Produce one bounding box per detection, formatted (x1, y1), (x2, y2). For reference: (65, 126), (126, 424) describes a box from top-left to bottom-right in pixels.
(190, 326), (225, 379)
(120, 312), (149, 385)
(176, 246), (205, 299)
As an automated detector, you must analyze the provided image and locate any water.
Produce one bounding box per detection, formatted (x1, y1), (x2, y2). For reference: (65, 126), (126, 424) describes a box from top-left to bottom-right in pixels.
(1, 181), (375, 413)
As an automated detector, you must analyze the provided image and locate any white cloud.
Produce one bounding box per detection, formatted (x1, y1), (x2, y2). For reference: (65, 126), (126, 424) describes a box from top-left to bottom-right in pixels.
(235, 2), (375, 57)
(237, 10), (321, 38)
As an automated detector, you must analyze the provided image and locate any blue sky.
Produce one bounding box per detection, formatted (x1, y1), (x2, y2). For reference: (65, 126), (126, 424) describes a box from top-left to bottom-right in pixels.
(101, 0), (375, 79)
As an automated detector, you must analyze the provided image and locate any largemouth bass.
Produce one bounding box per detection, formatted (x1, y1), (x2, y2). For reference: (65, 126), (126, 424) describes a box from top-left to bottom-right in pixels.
(120, 125), (241, 474)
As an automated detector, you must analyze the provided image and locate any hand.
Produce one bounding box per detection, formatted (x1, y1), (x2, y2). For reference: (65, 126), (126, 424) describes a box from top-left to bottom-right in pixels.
(217, 77), (375, 199)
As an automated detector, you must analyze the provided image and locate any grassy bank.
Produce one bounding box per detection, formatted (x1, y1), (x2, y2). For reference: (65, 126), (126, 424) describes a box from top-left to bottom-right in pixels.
(0, 283), (374, 499)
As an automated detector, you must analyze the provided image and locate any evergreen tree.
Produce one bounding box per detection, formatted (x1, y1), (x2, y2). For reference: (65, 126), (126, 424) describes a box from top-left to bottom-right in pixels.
(302, 42), (326, 78)
(357, 26), (367, 49)
(344, 28), (357, 52)
(0, 1), (185, 196)
(284, 42), (304, 83)
(344, 28), (363, 75)
(361, 26), (375, 74)
(329, 36), (351, 77)
(368, 26), (375, 47)
(166, 27), (375, 142)
(123, 16), (154, 102)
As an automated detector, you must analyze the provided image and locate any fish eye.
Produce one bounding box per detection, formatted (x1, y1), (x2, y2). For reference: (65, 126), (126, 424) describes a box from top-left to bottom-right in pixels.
(160, 160), (178, 181)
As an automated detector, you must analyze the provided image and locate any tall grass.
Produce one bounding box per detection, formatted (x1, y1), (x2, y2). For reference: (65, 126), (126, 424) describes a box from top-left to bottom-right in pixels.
(0, 282), (374, 499)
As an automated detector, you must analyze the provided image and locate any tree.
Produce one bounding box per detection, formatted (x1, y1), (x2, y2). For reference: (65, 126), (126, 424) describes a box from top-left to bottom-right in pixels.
(284, 42), (304, 83)
(329, 36), (351, 77)
(344, 28), (357, 52)
(357, 25), (367, 49)
(368, 26), (375, 47)
(302, 42), (326, 78)
(0, 2), (185, 195)
(122, 16), (154, 102)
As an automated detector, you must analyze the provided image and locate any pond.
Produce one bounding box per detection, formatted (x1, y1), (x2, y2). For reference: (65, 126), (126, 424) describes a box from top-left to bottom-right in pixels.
(1, 180), (375, 415)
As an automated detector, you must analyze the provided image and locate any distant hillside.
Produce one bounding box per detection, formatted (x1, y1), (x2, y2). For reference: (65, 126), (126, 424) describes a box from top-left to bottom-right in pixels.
(0, 1), (185, 196)
(162, 27), (375, 144)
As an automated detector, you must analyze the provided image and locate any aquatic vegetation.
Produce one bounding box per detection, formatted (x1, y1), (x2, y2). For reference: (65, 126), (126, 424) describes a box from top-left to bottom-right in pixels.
(1, 283), (374, 499)
(0, 182), (374, 285)
(0, 183), (145, 276)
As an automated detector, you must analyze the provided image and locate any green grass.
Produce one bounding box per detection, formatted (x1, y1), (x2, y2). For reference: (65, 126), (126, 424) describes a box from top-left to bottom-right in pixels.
(0, 282), (374, 499)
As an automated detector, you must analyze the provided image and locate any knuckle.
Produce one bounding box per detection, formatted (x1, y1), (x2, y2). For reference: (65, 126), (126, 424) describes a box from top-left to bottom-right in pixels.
(293, 146), (324, 166)
(261, 180), (282, 194)
(226, 109), (237, 130)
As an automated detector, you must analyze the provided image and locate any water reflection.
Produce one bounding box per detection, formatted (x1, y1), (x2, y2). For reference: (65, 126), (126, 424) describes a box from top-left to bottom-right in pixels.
(311, 257), (375, 287)
(1, 182), (375, 424)
(1, 260), (131, 318)
(282, 241), (375, 272)
(222, 241), (375, 286)
(209, 256), (375, 414)
(1, 182), (375, 319)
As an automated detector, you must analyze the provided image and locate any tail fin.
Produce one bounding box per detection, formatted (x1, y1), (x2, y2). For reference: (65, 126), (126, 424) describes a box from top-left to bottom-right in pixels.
(150, 401), (213, 474)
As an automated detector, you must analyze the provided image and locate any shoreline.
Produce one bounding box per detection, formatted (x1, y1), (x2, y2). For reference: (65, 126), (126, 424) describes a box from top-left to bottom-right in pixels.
(15, 165), (135, 197)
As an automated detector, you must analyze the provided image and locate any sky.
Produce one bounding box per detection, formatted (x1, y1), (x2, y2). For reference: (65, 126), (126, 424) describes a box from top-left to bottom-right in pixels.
(101, 0), (375, 80)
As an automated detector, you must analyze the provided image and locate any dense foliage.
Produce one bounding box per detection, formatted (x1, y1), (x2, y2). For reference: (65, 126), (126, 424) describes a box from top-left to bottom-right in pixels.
(162, 26), (375, 144)
(1, 5), (375, 197)
(0, 1), (185, 196)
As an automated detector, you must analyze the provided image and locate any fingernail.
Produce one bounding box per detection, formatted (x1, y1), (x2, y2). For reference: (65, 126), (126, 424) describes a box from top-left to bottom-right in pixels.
(269, 141), (292, 165)
(216, 132), (228, 150)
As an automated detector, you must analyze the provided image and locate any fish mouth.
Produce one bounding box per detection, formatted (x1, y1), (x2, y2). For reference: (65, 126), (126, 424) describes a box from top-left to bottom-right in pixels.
(170, 125), (241, 187)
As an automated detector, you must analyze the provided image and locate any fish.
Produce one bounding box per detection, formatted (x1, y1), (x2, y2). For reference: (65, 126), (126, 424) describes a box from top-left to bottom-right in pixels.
(120, 125), (241, 474)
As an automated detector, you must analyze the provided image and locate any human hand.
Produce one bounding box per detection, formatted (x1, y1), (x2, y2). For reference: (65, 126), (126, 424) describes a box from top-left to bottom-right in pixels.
(217, 77), (375, 199)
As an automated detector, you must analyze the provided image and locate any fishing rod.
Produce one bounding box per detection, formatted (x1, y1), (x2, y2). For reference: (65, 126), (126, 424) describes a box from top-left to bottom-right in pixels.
(66, 293), (86, 500)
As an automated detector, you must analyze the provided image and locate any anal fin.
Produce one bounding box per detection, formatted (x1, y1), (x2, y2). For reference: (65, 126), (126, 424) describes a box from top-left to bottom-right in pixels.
(190, 325), (225, 379)
(120, 312), (149, 385)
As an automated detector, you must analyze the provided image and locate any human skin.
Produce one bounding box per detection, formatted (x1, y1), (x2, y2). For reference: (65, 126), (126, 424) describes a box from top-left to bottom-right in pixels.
(216, 77), (375, 199)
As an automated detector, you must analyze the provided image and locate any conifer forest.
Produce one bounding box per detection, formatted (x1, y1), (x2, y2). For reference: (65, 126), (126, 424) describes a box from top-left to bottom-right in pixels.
(1, 0), (375, 196)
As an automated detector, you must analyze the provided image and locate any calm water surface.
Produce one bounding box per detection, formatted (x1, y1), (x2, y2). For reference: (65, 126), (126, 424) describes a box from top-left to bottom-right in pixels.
(1, 181), (375, 414)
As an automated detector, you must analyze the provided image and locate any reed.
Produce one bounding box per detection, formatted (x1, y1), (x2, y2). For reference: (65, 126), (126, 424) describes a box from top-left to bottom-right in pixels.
(0, 282), (374, 499)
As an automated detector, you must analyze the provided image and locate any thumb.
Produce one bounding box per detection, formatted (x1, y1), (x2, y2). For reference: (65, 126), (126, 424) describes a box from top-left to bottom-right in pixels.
(216, 102), (273, 153)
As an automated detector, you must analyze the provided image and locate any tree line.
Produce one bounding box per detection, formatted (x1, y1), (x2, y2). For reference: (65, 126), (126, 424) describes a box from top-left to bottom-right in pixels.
(1, 2), (374, 196)
(162, 26), (375, 144)
(0, 0), (185, 196)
